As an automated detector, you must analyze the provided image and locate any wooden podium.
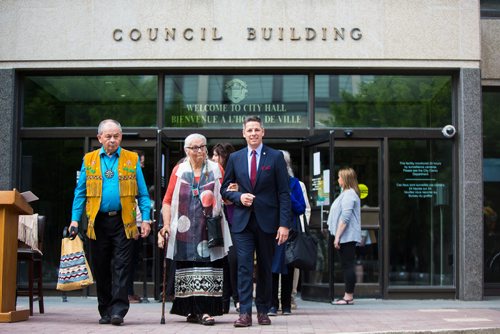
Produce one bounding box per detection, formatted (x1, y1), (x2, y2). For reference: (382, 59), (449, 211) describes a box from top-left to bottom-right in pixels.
(0, 190), (33, 322)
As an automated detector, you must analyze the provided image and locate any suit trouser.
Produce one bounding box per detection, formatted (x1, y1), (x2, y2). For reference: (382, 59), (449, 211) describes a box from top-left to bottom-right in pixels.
(89, 212), (133, 318)
(233, 215), (275, 315)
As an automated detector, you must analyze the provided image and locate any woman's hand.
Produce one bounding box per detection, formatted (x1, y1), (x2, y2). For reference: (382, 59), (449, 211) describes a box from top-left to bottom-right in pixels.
(334, 237), (341, 250)
(228, 183), (239, 192)
(157, 225), (170, 249)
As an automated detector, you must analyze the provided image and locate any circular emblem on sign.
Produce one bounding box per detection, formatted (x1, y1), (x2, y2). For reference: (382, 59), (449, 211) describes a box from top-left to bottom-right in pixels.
(225, 79), (248, 103)
(359, 183), (369, 199)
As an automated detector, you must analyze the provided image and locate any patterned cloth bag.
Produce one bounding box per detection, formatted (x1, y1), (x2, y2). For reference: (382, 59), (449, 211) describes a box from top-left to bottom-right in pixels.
(56, 233), (94, 291)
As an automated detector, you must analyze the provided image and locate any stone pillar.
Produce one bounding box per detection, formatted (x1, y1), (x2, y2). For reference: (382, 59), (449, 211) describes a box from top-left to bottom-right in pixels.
(0, 69), (16, 190)
(457, 68), (483, 300)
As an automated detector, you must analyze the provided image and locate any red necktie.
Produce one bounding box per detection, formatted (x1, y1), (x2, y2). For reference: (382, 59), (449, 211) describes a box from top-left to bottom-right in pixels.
(250, 150), (257, 188)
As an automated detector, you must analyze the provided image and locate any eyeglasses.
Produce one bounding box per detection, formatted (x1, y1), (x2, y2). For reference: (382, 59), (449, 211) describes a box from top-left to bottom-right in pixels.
(186, 145), (206, 152)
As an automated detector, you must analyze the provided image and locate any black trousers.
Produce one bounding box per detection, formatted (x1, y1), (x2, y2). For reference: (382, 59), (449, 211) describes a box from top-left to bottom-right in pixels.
(338, 241), (357, 294)
(222, 242), (238, 312)
(89, 212), (133, 318)
(271, 267), (293, 311)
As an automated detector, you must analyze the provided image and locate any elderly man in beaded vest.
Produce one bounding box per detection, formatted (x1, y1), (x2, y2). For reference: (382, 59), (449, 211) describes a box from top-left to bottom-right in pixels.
(69, 119), (152, 326)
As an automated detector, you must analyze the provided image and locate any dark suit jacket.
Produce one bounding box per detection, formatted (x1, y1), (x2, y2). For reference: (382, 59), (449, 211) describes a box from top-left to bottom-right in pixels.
(221, 145), (291, 234)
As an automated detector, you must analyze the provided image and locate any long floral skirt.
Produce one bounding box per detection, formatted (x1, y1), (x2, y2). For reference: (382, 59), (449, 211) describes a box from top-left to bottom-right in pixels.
(170, 259), (224, 317)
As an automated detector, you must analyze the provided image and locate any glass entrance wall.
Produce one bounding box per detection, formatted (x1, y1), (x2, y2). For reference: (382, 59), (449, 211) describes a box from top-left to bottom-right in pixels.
(333, 146), (380, 285)
(20, 139), (84, 284)
(314, 75), (452, 128)
(388, 139), (454, 286)
(23, 75), (157, 127)
(17, 71), (458, 296)
(483, 89), (500, 288)
(164, 74), (309, 128)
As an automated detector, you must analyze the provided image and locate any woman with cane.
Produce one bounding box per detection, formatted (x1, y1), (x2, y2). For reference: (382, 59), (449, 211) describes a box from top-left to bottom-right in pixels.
(158, 133), (231, 326)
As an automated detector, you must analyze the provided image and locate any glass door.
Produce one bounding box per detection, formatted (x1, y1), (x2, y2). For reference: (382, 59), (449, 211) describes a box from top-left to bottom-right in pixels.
(300, 133), (383, 302)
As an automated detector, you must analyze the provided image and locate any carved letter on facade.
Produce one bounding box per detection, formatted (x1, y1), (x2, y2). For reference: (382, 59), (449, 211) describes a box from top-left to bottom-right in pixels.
(290, 27), (301, 41)
(130, 29), (141, 41)
(113, 29), (123, 41)
(183, 28), (193, 41)
(262, 28), (272, 41)
(212, 27), (222, 40)
(305, 28), (316, 41)
(278, 27), (284, 41)
(334, 28), (345, 41)
(165, 28), (176, 41)
(247, 27), (256, 40)
(148, 28), (158, 41)
(351, 28), (362, 41)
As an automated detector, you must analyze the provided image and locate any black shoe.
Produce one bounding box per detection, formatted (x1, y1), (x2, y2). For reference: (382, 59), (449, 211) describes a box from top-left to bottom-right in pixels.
(99, 315), (111, 324)
(111, 314), (124, 326)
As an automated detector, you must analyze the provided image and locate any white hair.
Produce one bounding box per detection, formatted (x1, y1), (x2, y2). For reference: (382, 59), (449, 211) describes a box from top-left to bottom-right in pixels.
(280, 150), (294, 177)
(98, 119), (122, 134)
(184, 133), (208, 155)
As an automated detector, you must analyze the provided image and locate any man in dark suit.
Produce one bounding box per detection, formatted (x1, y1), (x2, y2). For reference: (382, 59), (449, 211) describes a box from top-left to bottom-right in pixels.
(221, 115), (291, 327)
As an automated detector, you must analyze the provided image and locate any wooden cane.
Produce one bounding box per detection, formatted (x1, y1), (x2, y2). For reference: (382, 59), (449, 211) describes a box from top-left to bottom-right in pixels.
(160, 231), (168, 324)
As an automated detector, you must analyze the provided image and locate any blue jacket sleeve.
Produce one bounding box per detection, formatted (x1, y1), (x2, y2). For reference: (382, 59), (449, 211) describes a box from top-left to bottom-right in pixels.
(290, 177), (306, 216)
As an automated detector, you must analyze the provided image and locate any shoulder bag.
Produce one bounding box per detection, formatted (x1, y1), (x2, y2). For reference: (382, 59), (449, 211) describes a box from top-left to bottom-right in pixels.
(285, 214), (318, 270)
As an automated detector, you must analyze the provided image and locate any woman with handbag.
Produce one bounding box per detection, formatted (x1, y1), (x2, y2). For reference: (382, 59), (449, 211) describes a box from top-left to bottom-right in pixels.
(327, 167), (361, 305)
(157, 133), (232, 325)
(268, 150), (306, 316)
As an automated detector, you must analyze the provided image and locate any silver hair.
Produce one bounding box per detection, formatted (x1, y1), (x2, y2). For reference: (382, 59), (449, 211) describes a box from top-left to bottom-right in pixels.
(184, 133), (208, 156)
(97, 119), (122, 135)
(280, 150), (294, 177)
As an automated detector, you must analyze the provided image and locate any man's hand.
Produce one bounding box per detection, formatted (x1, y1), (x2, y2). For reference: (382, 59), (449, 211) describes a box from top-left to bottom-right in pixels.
(276, 226), (289, 245)
(69, 221), (79, 240)
(140, 221), (151, 238)
(240, 193), (255, 207)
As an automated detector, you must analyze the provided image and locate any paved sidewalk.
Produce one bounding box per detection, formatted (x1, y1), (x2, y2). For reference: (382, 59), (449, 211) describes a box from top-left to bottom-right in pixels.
(3, 296), (500, 333)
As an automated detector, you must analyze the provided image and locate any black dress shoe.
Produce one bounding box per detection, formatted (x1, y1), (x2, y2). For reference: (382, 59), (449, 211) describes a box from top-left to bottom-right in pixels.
(99, 315), (111, 324)
(111, 314), (124, 326)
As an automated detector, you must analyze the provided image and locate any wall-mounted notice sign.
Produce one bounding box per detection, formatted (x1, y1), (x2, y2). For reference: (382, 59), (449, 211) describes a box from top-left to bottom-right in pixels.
(395, 161), (445, 199)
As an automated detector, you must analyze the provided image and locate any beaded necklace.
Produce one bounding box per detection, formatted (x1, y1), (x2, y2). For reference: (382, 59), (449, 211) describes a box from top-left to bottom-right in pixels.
(189, 159), (207, 197)
(102, 154), (118, 179)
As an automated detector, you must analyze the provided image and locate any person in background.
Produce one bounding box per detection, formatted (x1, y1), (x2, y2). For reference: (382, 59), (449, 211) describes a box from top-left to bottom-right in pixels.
(69, 119), (152, 325)
(157, 133), (231, 326)
(291, 173), (311, 309)
(268, 150), (305, 316)
(327, 167), (361, 305)
(221, 115), (291, 327)
(127, 150), (146, 304)
(212, 143), (240, 314)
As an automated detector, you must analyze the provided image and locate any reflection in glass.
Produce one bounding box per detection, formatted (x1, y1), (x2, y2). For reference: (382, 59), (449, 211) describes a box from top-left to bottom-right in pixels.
(389, 140), (454, 286)
(164, 75), (308, 128)
(304, 144), (381, 288)
(333, 147), (379, 285)
(483, 90), (500, 285)
(315, 75), (452, 128)
(20, 139), (83, 284)
(23, 76), (157, 127)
